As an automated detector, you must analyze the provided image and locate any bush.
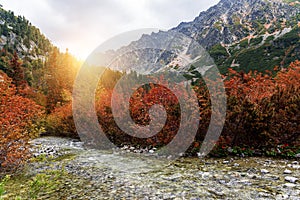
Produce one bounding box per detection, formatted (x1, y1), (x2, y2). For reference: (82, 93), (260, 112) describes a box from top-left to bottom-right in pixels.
(218, 61), (300, 153)
(0, 71), (43, 172)
(42, 61), (300, 157)
(44, 103), (77, 138)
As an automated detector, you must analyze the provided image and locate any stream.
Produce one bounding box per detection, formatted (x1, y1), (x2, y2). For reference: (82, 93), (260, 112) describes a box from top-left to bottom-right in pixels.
(16, 137), (300, 199)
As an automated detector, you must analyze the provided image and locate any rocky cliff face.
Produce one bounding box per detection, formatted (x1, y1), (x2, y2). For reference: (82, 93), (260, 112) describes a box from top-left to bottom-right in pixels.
(94, 0), (299, 75)
(0, 6), (52, 60)
(175, 0), (299, 48)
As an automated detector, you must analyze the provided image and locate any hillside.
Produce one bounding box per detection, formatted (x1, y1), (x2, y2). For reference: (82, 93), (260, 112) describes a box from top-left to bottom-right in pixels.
(0, 6), (52, 58)
(172, 0), (300, 74)
(93, 0), (300, 77)
(0, 5), (55, 88)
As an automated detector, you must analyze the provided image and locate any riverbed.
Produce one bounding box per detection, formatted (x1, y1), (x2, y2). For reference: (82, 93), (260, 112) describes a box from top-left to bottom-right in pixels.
(3, 137), (300, 199)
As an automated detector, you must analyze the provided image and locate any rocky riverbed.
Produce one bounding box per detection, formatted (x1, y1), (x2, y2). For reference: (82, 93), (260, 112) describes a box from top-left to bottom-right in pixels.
(2, 137), (300, 199)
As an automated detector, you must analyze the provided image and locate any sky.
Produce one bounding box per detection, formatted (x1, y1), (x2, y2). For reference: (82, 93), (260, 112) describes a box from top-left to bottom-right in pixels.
(1, 0), (220, 60)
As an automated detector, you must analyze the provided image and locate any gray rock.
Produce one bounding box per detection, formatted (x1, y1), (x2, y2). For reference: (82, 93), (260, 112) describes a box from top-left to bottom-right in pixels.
(247, 174), (257, 179)
(261, 169), (269, 174)
(93, 0), (300, 76)
(283, 169), (292, 174)
(292, 165), (300, 169)
(285, 176), (298, 183)
(149, 150), (155, 154)
(201, 172), (211, 179)
(283, 183), (297, 188)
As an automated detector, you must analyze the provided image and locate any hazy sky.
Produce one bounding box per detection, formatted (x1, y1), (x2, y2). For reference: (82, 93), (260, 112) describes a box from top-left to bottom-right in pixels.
(1, 0), (219, 59)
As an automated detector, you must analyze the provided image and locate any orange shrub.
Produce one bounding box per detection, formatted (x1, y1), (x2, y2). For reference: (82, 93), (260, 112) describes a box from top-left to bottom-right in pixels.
(42, 61), (300, 157)
(45, 102), (77, 138)
(95, 77), (197, 148)
(0, 71), (43, 172)
(220, 61), (300, 150)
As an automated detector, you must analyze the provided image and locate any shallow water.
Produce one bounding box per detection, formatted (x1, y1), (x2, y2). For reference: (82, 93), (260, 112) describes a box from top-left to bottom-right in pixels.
(24, 137), (300, 199)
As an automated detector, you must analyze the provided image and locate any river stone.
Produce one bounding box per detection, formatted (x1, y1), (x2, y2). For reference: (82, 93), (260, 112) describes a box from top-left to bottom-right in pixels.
(201, 172), (211, 179)
(213, 174), (223, 179)
(149, 150), (155, 154)
(261, 169), (270, 174)
(285, 176), (298, 183)
(292, 165), (300, 169)
(283, 183), (297, 188)
(233, 163), (240, 167)
(247, 174), (257, 179)
(283, 169), (292, 174)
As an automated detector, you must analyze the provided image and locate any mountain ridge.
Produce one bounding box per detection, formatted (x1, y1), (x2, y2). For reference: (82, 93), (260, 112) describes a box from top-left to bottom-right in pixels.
(0, 0), (299, 77)
(94, 0), (299, 76)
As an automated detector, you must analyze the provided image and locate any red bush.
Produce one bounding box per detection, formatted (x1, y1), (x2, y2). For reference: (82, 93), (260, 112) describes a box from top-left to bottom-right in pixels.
(0, 71), (43, 172)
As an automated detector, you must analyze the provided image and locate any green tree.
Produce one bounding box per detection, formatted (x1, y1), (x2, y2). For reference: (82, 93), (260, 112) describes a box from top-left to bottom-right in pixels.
(45, 48), (64, 113)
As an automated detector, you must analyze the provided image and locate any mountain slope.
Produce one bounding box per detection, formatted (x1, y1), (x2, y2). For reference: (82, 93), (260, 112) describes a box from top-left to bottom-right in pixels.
(96, 0), (300, 76)
(0, 6), (52, 59)
(0, 5), (54, 86)
(175, 0), (299, 48)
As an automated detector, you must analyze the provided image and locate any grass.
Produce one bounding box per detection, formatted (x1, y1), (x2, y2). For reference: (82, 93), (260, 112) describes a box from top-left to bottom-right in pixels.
(0, 167), (89, 200)
(0, 149), (87, 200)
(30, 153), (76, 163)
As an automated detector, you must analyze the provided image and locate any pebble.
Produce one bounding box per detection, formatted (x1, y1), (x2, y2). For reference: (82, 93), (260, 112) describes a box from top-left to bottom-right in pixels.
(201, 172), (211, 179)
(277, 194), (289, 200)
(233, 163), (240, 167)
(213, 174), (223, 179)
(283, 169), (292, 174)
(241, 173), (246, 177)
(285, 176), (298, 183)
(247, 174), (257, 179)
(149, 150), (155, 154)
(230, 172), (241, 178)
(292, 165), (300, 169)
(261, 169), (270, 174)
(283, 183), (297, 188)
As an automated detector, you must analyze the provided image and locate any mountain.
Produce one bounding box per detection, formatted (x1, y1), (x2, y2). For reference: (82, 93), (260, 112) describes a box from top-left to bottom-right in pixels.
(1, 0), (299, 80)
(0, 5), (52, 59)
(175, 0), (299, 49)
(94, 0), (300, 76)
(0, 5), (55, 87)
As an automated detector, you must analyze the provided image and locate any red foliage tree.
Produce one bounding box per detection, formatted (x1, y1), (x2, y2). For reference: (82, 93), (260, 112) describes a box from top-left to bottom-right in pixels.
(0, 71), (43, 172)
(9, 52), (27, 93)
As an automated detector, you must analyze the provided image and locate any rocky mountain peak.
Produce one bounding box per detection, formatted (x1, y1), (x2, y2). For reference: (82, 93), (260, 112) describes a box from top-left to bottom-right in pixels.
(175, 0), (299, 48)
(92, 0), (299, 75)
